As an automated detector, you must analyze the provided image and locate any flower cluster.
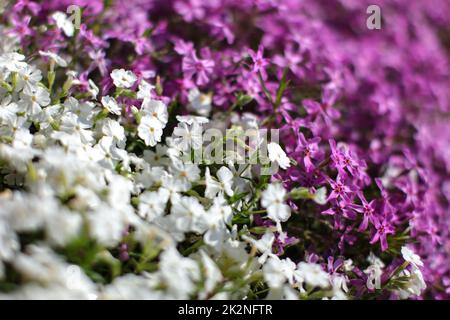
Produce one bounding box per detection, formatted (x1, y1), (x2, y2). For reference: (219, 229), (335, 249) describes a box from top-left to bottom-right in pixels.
(0, 0), (449, 299)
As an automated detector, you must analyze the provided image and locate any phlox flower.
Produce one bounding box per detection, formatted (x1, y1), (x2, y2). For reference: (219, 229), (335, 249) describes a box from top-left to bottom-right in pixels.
(182, 50), (214, 86)
(111, 69), (137, 89)
(261, 183), (291, 225)
(137, 115), (163, 147)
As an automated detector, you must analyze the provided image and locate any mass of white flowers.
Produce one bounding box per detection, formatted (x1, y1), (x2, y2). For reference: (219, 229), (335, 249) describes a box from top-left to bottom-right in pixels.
(0, 45), (426, 300)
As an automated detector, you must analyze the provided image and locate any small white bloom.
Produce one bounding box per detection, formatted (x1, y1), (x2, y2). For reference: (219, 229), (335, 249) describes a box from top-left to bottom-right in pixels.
(396, 268), (427, 299)
(101, 118), (126, 148)
(205, 166), (234, 199)
(261, 183), (291, 223)
(59, 112), (94, 145)
(170, 196), (206, 234)
(20, 85), (50, 116)
(87, 205), (125, 247)
(88, 79), (99, 98)
(243, 232), (276, 264)
(268, 142), (290, 170)
(172, 122), (203, 151)
(92, 136), (128, 170)
(263, 256), (297, 288)
(401, 246), (424, 269)
(313, 186), (327, 205)
(52, 12), (75, 37)
(39, 51), (68, 67)
(143, 145), (170, 167)
(137, 80), (155, 100)
(198, 250), (223, 299)
(138, 188), (170, 222)
(203, 196), (232, 247)
(176, 115), (209, 125)
(140, 98), (168, 125)
(0, 52), (27, 72)
(111, 69), (137, 88)
(296, 262), (330, 288)
(101, 96), (121, 115)
(137, 115), (163, 146)
(188, 88), (212, 116)
(158, 246), (200, 299)
(17, 65), (42, 91)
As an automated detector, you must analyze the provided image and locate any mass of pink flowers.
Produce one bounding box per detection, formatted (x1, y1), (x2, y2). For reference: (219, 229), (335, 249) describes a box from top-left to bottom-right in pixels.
(0, 0), (449, 299)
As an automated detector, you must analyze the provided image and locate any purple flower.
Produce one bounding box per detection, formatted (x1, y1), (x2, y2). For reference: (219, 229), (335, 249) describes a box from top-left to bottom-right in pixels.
(295, 132), (321, 172)
(182, 50), (215, 86)
(351, 192), (379, 231)
(249, 45), (269, 79)
(327, 174), (355, 202)
(370, 218), (395, 252)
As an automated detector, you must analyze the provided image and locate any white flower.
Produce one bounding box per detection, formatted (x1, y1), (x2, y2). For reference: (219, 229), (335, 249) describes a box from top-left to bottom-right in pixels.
(158, 246), (200, 299)
(20, 85), (50, 116)
(263, 256), (297, 288)
(137, 80), (155, 100)
(296, 262), (330, 288)
(101, 118), (126, 148)
(138, 188), (170, 222)
(261, 183), (291, 223)
(267, 142), (290, 170)
(17, 65), (42, 91)
(172, 122), (203, 151)
(87, 205), (125, 247)
(137, 115), (163, 146)
(64, 97), (95, 121)
(88, 79), (99, 98)
(92, 136), (127, 170)
(313, 186), (327, 205)
(101, 96), (121, 115)
(176, 115), (209, 125)
(45, 209), (82, 246)
(111, 69), (137, 88)
(0, 52), (27, 72)
(396, 268), (427, 299)
(52, 12), (75, 37)
(0, 221), (20, 262)
(59, 112), (94, 145)
(143, 145), (170, 167)
(140, 98), (168, 125)
(205, 166), (234, 199)
(170, 196), (206, 234)
(243, 232), (276, 264)
(364, 254), (384, 290)
(203, 196), (233, 247)
(198, 250), (223, 299)
(39, 51), (68, 67)
(401, 246), (424, 269)
(188, 88), (212, 116)
(169, 160), (200, 190)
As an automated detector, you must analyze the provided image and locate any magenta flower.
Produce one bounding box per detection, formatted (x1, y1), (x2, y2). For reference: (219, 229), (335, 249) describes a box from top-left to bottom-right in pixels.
(370, 218), (395, 252)
(351, 192), (379, 231)
(249, 45), (269, 79)
(327, 174), (355, 202)
(295, 132), (321, 172)
(182, 50), (215, 86)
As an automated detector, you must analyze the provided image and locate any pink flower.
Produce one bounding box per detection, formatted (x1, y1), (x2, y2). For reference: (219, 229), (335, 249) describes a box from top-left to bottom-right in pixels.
(182, 51), (215, 86)
(249, 45), (269, 78)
